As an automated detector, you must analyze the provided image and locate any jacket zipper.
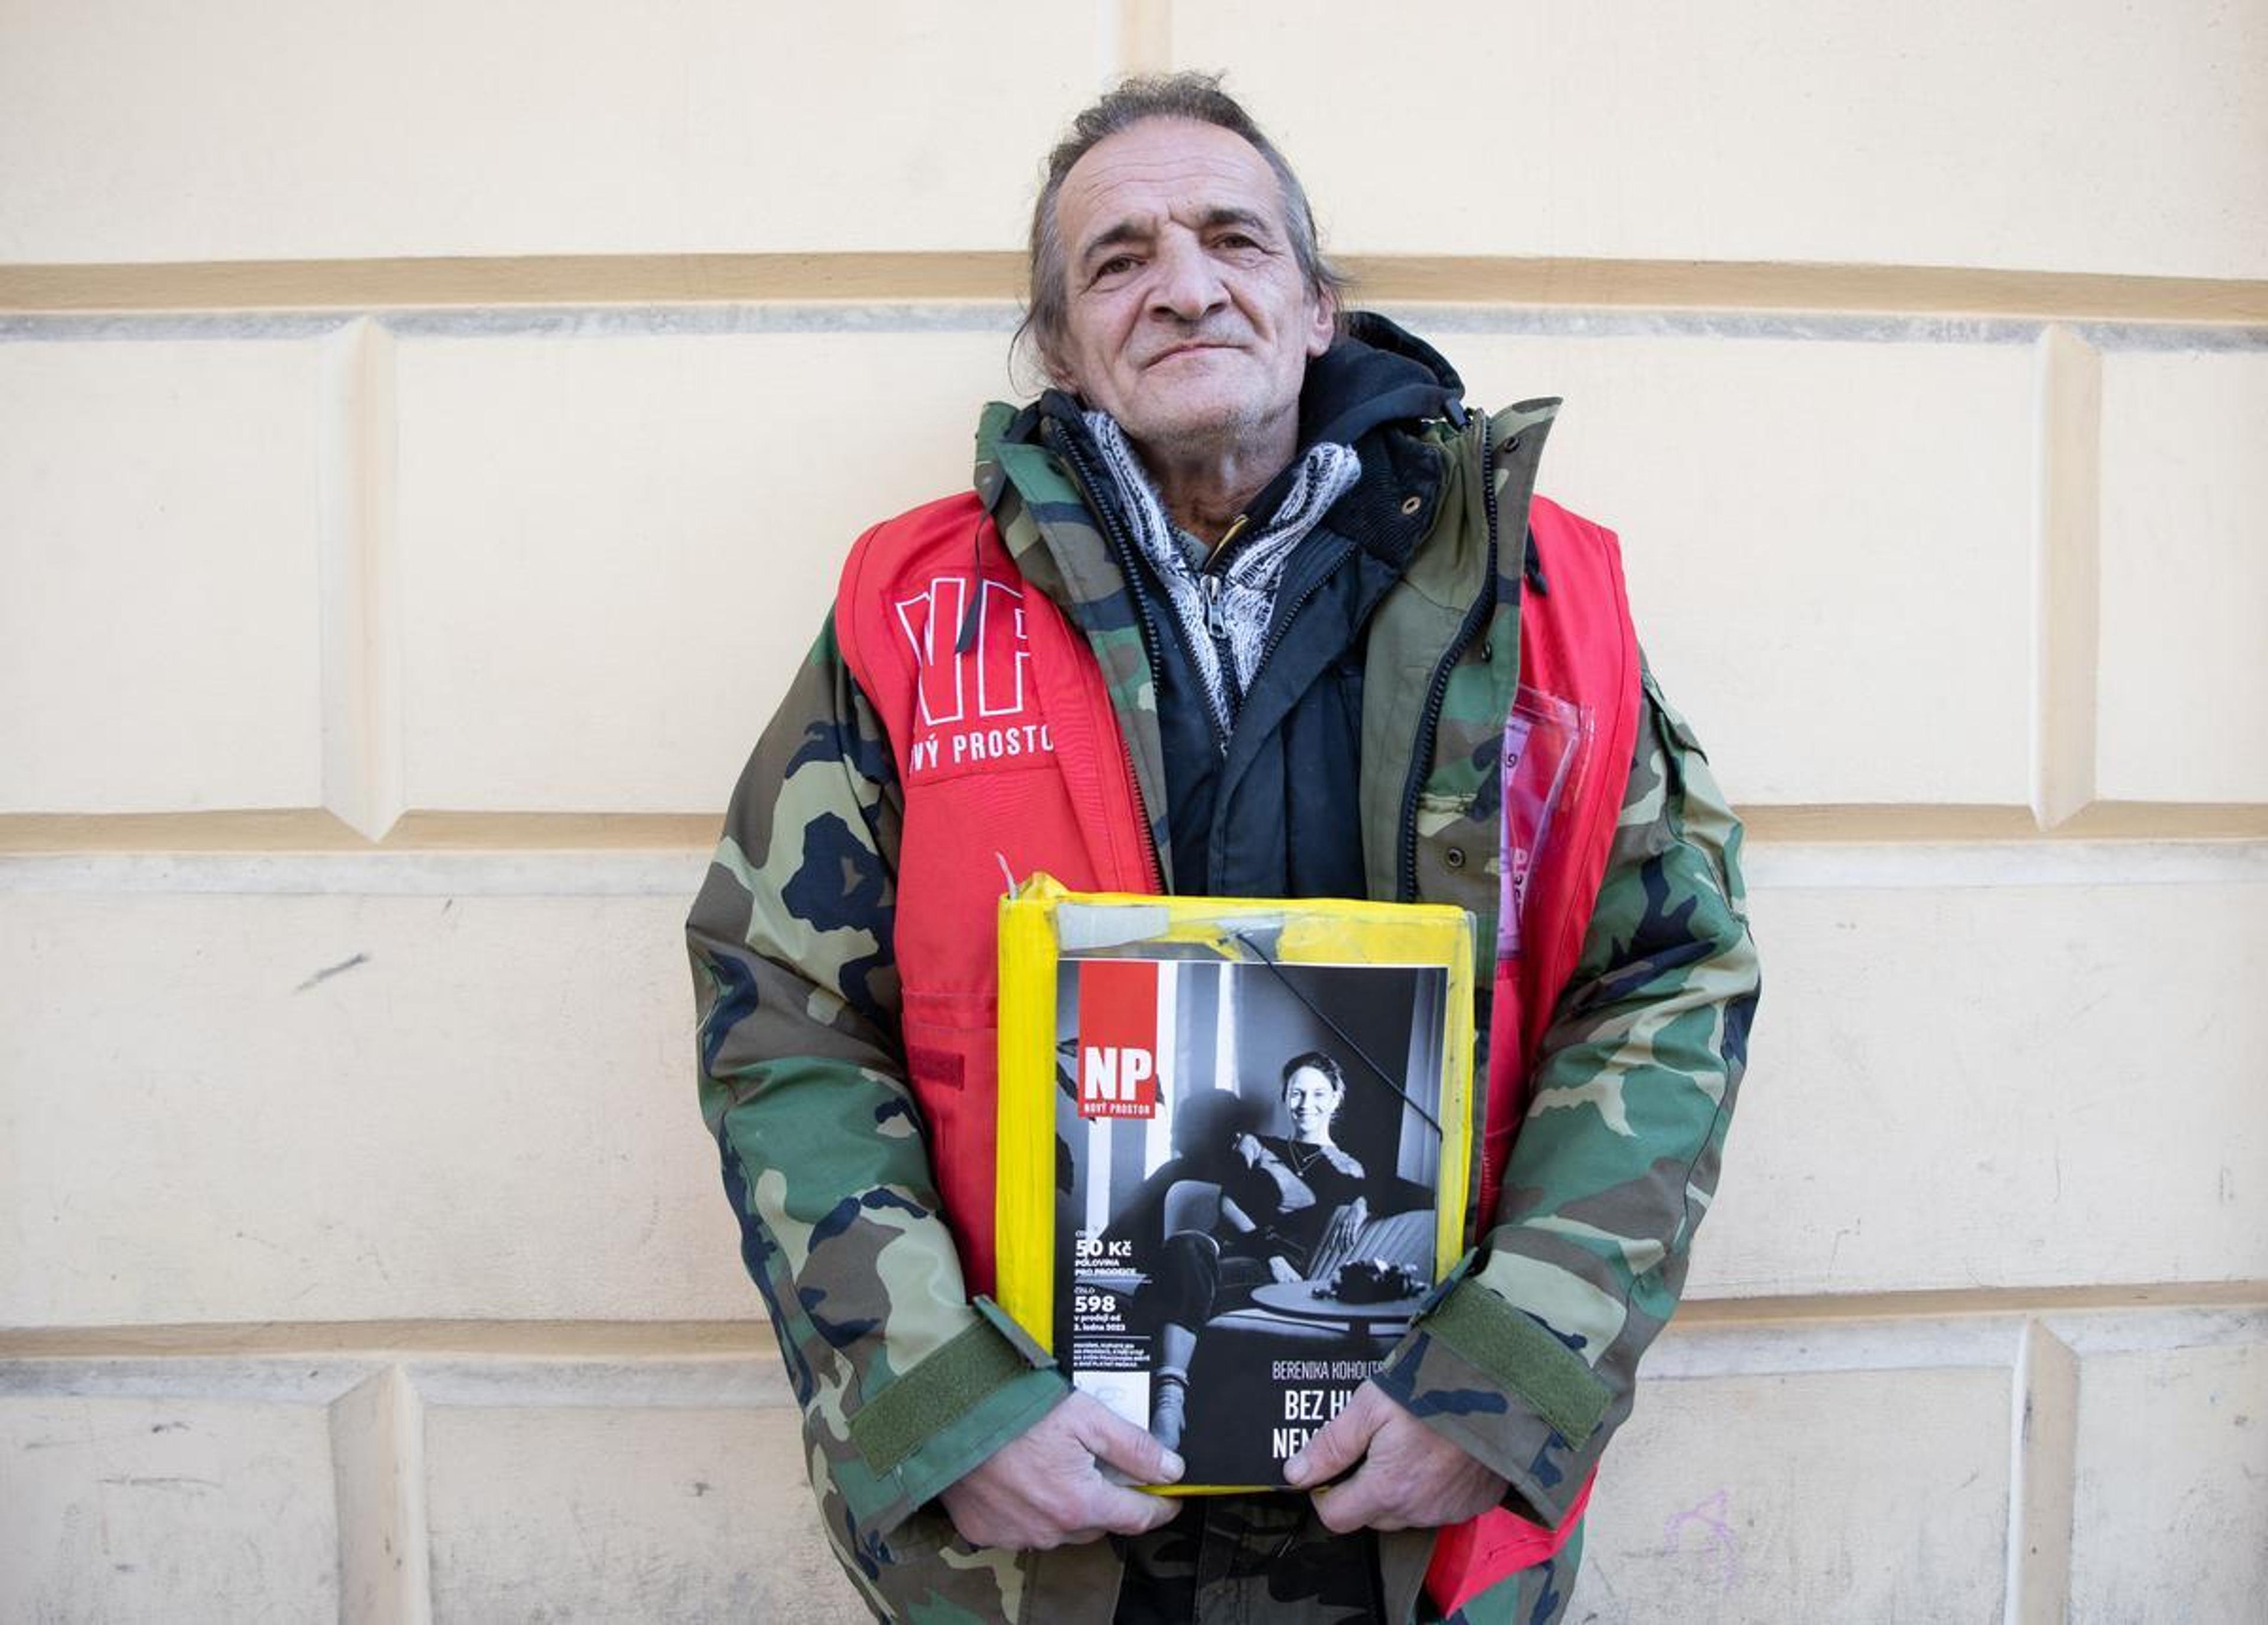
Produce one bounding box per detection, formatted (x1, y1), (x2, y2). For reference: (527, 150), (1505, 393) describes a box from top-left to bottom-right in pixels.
(1396, 416), (1500, 903)
(1247, 533), (1353, 683)
(1125, 736), (1167, 893)
(1051, 425), (1181, 889)
(1201, 570), (1230, 647)
(1395, 586), (1493, 902)
(1199, 573), (1237, 749)
(1056, 426), (1234, 763)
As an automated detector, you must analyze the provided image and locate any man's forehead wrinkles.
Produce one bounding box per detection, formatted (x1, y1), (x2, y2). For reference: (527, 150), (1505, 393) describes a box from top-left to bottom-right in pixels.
(1194, 205), (1272, 233)
(1077, 151), (1261, 187)
(1063, 145), (1276, 208)
(1077, 217), (1154, 265)
(1076, 203), (1277, 265)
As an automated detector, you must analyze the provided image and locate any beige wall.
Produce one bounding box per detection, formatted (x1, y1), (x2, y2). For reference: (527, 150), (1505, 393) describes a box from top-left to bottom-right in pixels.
(4, 3), (2264, 1620)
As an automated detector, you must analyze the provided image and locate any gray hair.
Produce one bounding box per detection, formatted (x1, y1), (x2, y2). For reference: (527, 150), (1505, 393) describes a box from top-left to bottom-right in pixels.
(1018, 73), (1348, 383)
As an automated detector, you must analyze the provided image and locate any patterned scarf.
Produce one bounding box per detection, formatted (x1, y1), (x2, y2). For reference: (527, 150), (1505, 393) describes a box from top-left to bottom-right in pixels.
(1084, 412), (1361, 738)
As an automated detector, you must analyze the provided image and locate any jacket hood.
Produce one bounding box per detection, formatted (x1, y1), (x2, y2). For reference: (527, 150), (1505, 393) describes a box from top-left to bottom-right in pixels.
(1298, 310), (1465, 451)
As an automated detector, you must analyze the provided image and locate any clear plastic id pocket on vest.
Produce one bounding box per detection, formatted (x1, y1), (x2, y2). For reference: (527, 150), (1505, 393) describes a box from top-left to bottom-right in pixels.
(1499, 685), (1589, 960)
(996, 877), (1475, 1491)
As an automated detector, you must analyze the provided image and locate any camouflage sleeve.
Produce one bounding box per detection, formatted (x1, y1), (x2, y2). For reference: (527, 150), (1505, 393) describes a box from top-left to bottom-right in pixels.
(1371, 665), (1760, 1525)
(687, 621), (1067, 1565)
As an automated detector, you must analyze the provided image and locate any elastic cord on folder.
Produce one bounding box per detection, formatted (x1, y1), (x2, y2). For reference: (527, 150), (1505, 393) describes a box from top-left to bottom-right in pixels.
(1228, 930), (1446, 1140)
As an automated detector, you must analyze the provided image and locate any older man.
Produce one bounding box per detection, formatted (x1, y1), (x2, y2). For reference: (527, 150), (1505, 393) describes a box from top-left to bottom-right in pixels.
(689, 74), (1758, 1624)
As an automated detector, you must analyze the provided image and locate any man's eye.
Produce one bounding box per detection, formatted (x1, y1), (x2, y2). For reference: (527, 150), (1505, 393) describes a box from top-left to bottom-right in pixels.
(1093, 255), (1139, 281)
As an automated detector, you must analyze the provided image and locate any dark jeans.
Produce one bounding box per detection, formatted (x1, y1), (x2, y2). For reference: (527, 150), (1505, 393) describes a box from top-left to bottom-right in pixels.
(1152, 1229), (1270, 1332)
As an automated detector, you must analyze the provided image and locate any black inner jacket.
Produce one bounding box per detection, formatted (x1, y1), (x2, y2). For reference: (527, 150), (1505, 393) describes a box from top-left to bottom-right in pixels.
(1031, 314), (1467, 898)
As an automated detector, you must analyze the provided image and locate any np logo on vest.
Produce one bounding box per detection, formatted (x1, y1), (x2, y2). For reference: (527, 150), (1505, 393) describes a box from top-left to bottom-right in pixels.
(892, 572), (1057, 781)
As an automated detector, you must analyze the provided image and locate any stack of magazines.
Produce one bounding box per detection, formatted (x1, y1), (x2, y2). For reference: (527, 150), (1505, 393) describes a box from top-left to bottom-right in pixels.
(996, 880), (1475, 1490)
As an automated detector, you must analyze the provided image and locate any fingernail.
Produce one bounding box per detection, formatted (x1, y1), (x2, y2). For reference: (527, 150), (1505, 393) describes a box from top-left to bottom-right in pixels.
(1158, 1450), (1185, 1482)
(1283, 1454), (1309, 1486)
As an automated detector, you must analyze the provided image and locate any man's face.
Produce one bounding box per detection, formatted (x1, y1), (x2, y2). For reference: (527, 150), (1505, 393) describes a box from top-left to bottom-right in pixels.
(1048, 118), (1334, 461)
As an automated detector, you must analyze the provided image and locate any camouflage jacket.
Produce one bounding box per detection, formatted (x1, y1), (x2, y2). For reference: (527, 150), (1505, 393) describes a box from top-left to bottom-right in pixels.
(688, 384), (1759, 1623)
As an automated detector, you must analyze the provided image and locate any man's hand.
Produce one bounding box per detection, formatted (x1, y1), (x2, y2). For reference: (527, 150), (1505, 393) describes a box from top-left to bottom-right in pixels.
(939, 1391), (1185, 1550)
(1282, 1382), (1507, 1532)
(1267, 1255), (1302, 1285)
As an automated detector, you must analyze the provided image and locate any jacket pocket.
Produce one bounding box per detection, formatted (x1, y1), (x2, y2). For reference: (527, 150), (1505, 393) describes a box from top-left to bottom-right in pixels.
(898, 987), (1001, 1272)
(1412, 756), (1503, 927)
(869, 1503), (1036, 1620)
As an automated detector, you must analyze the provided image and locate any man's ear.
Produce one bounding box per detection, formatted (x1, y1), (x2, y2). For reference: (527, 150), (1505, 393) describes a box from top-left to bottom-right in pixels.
(1037, 335), (1077, 394)
(1305, 288), (1337, 357)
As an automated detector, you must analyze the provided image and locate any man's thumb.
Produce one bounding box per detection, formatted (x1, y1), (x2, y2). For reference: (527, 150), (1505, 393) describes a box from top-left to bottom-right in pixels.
(1282, 1386), (1374, 1488)
(1077, 1398), (1185, 1486)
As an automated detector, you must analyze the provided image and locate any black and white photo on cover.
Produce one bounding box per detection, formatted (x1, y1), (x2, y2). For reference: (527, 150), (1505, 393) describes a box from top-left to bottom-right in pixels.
(1051, 952), (1451, 1485)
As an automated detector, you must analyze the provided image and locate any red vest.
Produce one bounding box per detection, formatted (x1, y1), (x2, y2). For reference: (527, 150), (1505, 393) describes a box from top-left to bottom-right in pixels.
(1428, 494), (1640, 1610)
(835, 485), (1640, 1612)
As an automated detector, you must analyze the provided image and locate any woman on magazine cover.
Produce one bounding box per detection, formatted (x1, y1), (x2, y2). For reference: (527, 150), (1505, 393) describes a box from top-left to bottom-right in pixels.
(1136, 1052), (1370, 1451)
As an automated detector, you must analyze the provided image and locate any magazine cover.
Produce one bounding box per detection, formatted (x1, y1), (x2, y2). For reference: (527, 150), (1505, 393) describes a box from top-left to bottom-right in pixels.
(997, 882), (1474, 1490)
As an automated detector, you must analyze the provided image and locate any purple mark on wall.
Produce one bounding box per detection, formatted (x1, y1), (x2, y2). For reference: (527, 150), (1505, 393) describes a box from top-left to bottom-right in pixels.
(1662, 1487), (1741, 1589)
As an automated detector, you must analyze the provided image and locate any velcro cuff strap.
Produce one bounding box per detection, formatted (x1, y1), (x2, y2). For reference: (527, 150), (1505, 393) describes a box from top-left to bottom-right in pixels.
(847, 1316), (1038, 1475)
(1422, 1281), (1611, 1445)
(972, 1293), (1058, 1368)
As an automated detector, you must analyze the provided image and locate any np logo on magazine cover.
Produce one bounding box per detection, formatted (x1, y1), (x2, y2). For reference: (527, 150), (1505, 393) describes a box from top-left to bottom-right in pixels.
(1076, 958), (1160, 1120)
(892, 572), (1054, 780)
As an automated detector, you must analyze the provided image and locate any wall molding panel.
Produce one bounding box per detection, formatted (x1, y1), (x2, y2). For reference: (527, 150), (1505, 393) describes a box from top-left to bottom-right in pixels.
(5, 5), (2262, 1615)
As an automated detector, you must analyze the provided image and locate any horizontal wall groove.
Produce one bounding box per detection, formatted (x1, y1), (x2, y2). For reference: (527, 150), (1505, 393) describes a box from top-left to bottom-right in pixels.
(9, 306), (2267, 351)
(5, 1284), (2259, 1363)
(0, 1321), (777, 1361)
(1738, 802), (2268, 843)
(3, 253), (2265, 326)
(4, 804), (2264, 859)
(0, 811), (719, 854)
(0, 253), (1031, 312)
(6, 838), (2264, 899)
(1680, 1280), (2268, 1326)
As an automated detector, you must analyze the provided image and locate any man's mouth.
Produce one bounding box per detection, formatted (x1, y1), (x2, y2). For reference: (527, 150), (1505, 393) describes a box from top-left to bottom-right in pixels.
(1146, 341), (1237, 367)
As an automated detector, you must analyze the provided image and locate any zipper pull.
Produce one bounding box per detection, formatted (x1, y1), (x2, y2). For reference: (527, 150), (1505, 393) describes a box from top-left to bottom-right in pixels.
(1203, 573), (1228, 641)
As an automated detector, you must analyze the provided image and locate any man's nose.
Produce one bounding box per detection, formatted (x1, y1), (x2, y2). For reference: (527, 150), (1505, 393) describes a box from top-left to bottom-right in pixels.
(1148, 234), (1227, 324)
